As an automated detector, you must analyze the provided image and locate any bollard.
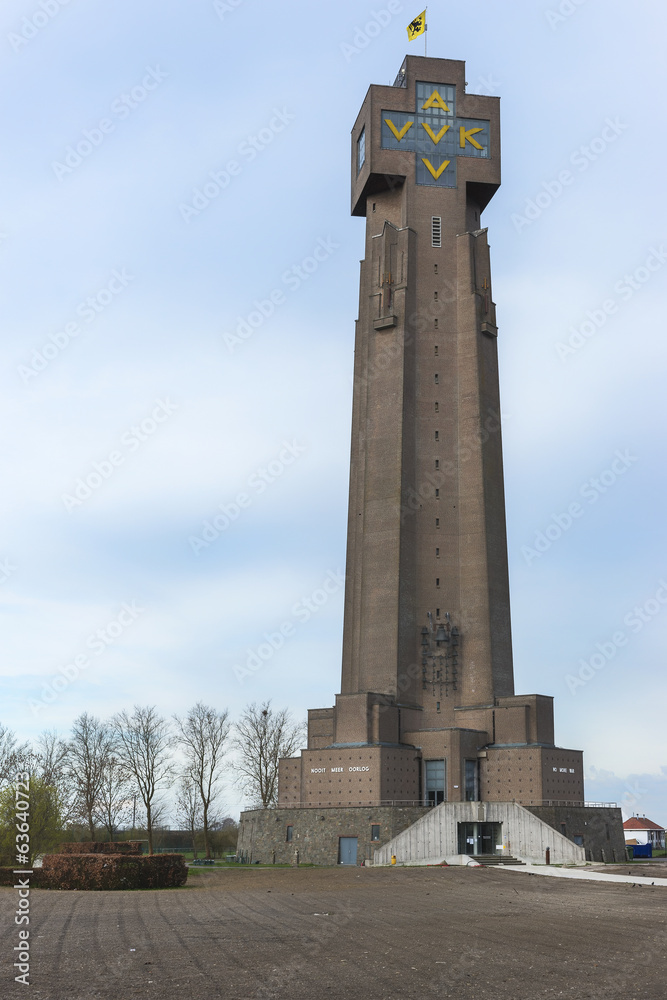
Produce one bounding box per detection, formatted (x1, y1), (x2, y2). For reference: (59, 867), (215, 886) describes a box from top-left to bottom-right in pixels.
(545, 847), (550, 865)
(391, 854), (397, 865)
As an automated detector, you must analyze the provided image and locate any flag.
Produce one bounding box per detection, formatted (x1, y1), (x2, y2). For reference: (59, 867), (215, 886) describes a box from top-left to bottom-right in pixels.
(407, 11), (426, 41)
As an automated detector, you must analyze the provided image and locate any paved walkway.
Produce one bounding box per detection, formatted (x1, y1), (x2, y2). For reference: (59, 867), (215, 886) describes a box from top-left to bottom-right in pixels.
(494, 863), (667, 886)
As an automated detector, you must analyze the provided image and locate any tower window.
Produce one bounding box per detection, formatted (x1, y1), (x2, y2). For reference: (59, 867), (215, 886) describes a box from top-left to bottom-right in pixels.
(434, 291), (438, 301)
(434, 318), (438, 329)
(435, 431), (439, 441)
(436, 518), (440, 528)
(286, 825), (293, 842)
(434, 264), (438, 274)
(436, 577), (440, 586)
(435, 458), (439, 468)
(434, 374), (439, 384)
(436, 608), (440, 616)
(435, 403), (439, 413)
(436, 548), (440, 556)
(357, 127), (366, 173)
(425, 759), (445, 805)
(435, 490), (439, 498)
(432, 216), (442, 248)
(434, 345), (439, 356)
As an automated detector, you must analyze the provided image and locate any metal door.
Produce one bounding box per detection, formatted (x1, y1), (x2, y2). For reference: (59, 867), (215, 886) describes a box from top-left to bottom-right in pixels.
(339, 837), (358, 865)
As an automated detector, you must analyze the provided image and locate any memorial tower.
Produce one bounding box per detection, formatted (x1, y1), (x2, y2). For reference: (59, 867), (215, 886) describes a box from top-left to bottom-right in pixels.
(237, 56), (616, 868)
(277, 56), (584, 812)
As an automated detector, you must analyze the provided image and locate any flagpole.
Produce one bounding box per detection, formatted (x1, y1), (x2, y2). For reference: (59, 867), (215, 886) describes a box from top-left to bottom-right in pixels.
(425, 6), (428, 56)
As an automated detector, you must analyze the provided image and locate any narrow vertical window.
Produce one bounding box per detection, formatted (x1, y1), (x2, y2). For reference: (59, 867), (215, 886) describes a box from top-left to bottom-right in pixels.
(357, 127), (366, 173)
(435, 431), (439, 441)
(436, 548), (440, 556)
(435, 403), (439, 413)
(436, 577), (440, 586)
(434, 374), (439, 384)
(432, 216), (442, 248)
(434, 345), (439, 356)
(286, 826), (293, 843)
(435, 458), (440, 467)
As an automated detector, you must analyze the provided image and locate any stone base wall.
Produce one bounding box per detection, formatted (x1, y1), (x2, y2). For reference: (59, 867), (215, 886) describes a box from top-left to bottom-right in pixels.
(238, 805), (430, 866)
(527, 806), (626, 862)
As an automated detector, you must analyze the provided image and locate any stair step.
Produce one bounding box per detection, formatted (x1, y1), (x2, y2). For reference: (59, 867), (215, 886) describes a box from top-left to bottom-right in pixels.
(471, 855), (525, 866)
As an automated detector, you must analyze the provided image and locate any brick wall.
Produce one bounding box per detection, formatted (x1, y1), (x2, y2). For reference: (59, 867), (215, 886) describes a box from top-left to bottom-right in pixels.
(238, 805), (429, 866)
(528, 805), (626, 862)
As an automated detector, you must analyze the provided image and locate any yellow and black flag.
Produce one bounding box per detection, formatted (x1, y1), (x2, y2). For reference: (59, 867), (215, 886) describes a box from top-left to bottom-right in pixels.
(406, 10), (426, 41)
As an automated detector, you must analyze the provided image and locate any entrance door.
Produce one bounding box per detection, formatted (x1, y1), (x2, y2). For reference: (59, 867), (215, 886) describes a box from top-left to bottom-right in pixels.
(339, 837), (358, 865)
(480, 824), (496, 854)
(457, 823), (502, 855)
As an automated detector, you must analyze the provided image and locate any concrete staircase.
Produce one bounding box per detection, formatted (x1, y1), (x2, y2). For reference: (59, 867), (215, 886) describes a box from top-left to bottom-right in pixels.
(472, 854), (525, 866)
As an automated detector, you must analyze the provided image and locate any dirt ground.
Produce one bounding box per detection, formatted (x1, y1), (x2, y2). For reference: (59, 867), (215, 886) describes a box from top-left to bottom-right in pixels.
(1, 864), (666, 1000)
(586, 863), (667, 879)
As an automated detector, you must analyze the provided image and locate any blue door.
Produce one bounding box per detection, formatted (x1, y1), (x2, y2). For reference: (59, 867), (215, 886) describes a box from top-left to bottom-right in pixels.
(339, 837), (358, 865)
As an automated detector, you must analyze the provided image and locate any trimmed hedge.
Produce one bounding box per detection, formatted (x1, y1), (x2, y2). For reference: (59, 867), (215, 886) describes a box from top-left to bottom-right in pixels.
(57, 841), (143, 855)
(0, 854), (187, 890)
(0, 869), (50, 887)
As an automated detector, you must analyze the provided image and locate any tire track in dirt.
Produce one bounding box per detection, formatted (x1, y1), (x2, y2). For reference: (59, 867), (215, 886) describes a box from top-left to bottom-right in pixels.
(48, 892), (82, 980)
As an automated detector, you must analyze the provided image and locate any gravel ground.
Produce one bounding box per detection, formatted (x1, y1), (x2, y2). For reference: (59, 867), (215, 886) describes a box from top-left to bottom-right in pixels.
(1, 864), (665, 999)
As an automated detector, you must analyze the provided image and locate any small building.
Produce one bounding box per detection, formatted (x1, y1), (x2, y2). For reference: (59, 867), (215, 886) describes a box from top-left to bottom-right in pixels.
(623, 816), (665, 849)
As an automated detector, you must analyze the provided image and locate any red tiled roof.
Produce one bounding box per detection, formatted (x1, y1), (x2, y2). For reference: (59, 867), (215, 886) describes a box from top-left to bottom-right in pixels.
(623, 817), (664, 831)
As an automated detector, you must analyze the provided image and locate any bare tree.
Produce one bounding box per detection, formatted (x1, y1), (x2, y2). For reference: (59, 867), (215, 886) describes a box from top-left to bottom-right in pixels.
(32, 729), (78, 827)
(175, 776), (203, 858)
(112, 706), (175, 855)
(232, 702), (304, 808)
(0, 723), (31, 788)
(174, 703), (230, 859)
(67, 714), (115, 840)
(95, 756), (134, 841)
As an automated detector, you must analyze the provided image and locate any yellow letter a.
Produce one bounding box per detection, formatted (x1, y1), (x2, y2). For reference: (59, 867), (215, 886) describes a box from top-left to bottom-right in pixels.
(422, 158), (450, 180)
(422, 90), (450, 112)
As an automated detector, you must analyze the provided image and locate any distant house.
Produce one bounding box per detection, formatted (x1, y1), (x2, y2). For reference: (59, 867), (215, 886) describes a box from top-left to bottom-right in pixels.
(623, 817), (665, 849)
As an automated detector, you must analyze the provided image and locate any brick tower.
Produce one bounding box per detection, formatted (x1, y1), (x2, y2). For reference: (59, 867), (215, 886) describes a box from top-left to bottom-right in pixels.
(275, 56), (585, 814)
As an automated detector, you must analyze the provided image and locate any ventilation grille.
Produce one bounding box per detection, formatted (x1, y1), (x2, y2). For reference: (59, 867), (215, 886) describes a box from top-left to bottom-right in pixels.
(432, 216), (442, 247)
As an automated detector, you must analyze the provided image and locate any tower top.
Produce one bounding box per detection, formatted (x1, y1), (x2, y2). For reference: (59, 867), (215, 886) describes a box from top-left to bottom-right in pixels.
(351, 55), (500, 216)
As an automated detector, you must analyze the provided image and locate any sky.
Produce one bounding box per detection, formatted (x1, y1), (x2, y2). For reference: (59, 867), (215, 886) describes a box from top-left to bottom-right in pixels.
(1, 0), (666, 825)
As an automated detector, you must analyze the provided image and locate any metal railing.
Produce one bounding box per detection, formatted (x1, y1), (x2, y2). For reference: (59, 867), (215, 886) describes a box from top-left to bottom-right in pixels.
(252, 798), (620, 811)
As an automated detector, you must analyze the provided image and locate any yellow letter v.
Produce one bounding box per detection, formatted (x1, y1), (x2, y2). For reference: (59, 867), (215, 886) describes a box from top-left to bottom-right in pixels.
(384, 119), (413, 141)
(422, 157), (450, 180)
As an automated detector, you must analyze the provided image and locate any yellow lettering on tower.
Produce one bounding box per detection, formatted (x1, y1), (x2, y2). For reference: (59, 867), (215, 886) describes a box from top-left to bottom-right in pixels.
(459, 126), (484, 149)
(421, 90), (451, 112)
(422, 158), (450, 180)
(422, 122), (450, 144)
(384, 119), (414, 141)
